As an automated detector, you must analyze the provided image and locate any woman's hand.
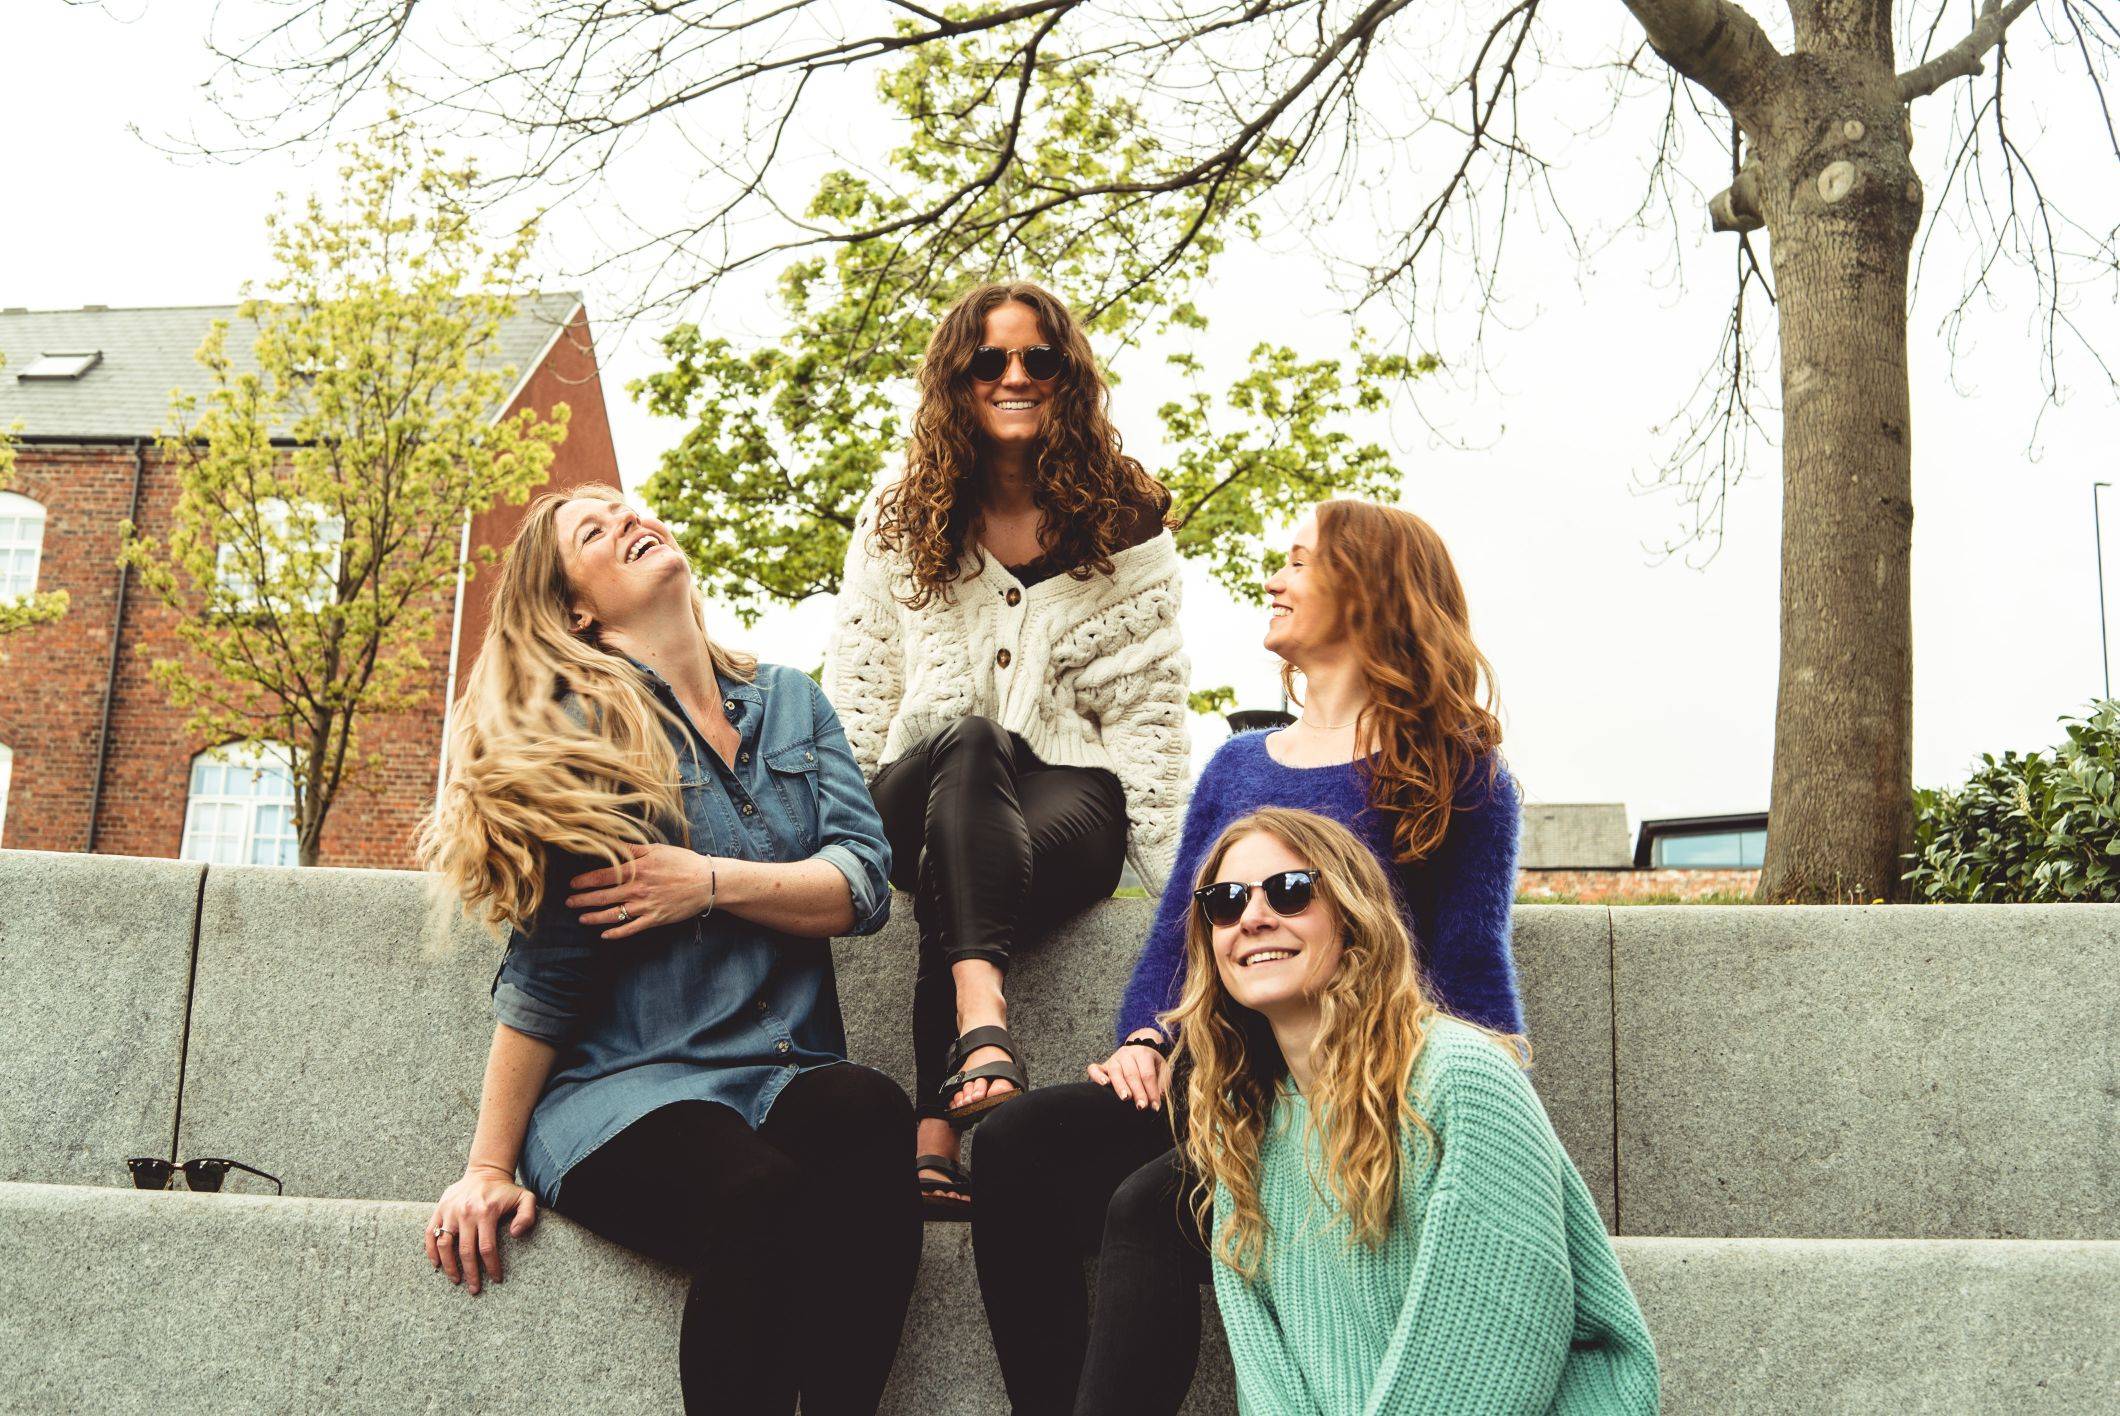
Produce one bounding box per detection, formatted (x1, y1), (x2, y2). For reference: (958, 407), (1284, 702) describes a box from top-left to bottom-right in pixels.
(1086, 1032), (1171, 1111)
(566, 844), (713, 939)
(425, 1163), (538, 1296)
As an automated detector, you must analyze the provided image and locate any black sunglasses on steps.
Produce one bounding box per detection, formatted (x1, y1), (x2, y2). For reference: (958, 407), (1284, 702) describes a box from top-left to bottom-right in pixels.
(127, 1156), (283, 1196)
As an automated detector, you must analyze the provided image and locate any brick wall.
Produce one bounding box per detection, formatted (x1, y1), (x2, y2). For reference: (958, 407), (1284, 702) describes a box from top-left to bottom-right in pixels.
(0, 304), (618, 869)
(1517, 868), (1763, 903)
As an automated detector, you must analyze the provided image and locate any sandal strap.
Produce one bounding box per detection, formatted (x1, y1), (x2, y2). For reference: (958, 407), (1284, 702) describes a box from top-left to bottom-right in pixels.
(945, 1024), (1020, 1073)
(916, 1155), (971, 1190)
(940, 1059), (1026, 1094)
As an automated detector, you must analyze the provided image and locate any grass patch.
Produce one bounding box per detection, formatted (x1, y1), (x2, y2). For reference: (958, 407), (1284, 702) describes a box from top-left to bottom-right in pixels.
(1515, 891), (1762, 906)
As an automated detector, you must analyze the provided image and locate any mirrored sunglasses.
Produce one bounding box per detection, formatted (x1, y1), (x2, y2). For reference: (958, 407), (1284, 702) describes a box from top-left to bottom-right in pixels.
(968, 344), (1065, 382)
(1193, 869), (1319, 928)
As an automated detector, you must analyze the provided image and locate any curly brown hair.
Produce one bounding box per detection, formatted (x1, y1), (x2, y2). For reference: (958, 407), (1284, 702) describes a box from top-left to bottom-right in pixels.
(1285, 500), (1505, 863)
(872, 281), (1168, 609)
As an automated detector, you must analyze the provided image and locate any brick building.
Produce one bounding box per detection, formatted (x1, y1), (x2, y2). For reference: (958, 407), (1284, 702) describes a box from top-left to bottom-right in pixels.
(0, 294), (619, 868)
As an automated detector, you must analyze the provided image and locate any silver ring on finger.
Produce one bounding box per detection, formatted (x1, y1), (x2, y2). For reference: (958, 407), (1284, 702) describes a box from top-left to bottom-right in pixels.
(434, 1226), (452, 1238)
(616, 904), (630, 923)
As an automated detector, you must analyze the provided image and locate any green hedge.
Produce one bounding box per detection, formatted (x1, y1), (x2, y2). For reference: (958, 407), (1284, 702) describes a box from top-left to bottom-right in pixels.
(1905, 701), (2120, 903)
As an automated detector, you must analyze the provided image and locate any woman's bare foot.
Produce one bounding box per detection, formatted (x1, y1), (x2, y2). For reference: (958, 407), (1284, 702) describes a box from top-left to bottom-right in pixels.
(946, 958), (1019, 1115)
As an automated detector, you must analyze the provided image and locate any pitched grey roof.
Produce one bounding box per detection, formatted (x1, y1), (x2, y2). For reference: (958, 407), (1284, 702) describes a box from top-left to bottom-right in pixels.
(1518, 802), (1634, 869)
(0, 291), (583, 440)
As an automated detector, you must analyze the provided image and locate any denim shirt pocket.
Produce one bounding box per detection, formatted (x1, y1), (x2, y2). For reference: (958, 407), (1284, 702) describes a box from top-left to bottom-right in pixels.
(672, 739), (728, 856)
(763, 739), (822, 852)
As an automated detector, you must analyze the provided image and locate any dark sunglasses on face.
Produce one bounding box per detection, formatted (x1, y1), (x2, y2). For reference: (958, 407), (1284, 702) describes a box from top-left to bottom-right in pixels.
(1193, 869), (1319, 928)
(968, 344), (1066, 383)
(127, 1156), (284, 1196)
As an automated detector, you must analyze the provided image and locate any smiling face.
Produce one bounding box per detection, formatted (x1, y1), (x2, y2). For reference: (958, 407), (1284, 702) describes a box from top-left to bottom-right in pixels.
(1261, 509), (1338, 663)
(971, 300), (1056, 450)
(1208, 829), (1345, 1021)
(554, 497), (689, 634)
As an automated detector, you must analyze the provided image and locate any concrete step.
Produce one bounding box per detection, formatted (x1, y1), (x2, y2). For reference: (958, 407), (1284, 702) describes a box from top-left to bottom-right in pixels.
(4, 1183), (2115, 1415)
(5, 848), (2116, 1240)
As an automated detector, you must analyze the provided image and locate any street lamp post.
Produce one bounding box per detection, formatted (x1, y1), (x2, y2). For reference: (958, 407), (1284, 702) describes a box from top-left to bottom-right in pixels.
(2098, 482), (2113, 702)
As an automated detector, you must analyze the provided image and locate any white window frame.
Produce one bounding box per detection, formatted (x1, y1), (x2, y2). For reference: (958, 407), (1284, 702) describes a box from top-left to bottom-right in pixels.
(0, 490), (48, 602)
(179, 741), (301, 867)
(215, 498), (345, 614)
(0, 743), (12, 845)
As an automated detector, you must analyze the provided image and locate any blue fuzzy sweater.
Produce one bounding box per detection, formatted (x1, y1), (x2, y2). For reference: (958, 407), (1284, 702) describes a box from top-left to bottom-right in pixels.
(1116, 731), (1525, 1042)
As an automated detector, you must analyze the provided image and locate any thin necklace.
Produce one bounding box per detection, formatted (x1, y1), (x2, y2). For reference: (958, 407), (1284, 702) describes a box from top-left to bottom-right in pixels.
(1300, 708), (1362, 731)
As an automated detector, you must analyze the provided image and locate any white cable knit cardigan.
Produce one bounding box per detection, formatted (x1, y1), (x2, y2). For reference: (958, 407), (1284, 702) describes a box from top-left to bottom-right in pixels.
(822, 493), (1192, 895)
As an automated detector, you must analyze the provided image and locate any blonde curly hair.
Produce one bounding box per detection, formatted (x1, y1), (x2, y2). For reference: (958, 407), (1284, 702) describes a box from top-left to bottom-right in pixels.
(1165, 807), (1525, 1282)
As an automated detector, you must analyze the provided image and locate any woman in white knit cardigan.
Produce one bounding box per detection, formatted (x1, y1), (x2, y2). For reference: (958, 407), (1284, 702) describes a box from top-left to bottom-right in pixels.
(822, 281), (1190, 1220)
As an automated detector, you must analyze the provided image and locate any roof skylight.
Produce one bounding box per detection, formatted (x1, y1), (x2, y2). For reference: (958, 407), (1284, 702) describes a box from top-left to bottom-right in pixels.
(17, 351), (103, 381)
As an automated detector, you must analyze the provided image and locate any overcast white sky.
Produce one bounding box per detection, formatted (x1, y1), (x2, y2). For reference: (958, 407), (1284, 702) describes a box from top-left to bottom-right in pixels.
(4, 2), (2114, 832)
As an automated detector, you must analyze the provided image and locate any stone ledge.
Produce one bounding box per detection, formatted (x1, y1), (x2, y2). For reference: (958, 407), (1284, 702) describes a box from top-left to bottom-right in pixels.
(4, 1184), (2114, 1415)
(0, 849), (202, 1188)
(1612, 903), (2120, 1239)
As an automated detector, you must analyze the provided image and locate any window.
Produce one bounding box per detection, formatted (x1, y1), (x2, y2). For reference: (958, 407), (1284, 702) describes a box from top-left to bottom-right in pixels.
(214, 498), (344, 613)
(180, 742), (300, 867)
(0, 743), (12, 844)
(1652, 828), (1767, 869)
(15, 351), (102, 381)
(0, 491), (47, 601)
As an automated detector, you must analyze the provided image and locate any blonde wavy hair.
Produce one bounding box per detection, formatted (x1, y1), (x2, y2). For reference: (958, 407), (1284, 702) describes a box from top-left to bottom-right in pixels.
(418, 483), (755, 932)
(1166, 807), (1523, 1282)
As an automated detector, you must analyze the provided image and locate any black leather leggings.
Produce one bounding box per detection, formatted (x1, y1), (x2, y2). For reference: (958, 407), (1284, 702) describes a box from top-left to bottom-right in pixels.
(971, 1081), (1211, 1416)
(870, 716), (1128, 1117)
(554, 1065), (922, 1416)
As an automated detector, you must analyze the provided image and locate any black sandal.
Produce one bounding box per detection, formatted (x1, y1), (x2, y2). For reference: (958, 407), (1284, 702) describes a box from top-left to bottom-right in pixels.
(938, 1024), (1030, 1128)
(917, 1154), (973, 1222)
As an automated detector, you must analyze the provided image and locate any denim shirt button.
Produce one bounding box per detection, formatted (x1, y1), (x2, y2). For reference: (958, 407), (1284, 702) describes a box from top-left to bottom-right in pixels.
(741, 802), (756, 816)
(740, 752), (750, 764)
(774, 1039), (791, 1054)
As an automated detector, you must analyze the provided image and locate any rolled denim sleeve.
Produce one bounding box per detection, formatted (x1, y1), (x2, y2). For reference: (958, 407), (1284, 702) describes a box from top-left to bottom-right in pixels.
(808, 676), (892, 936)
(490, 851), (602, 1043)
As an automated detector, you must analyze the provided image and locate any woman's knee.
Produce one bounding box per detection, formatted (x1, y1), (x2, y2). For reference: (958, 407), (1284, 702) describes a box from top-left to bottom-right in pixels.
(781, 1064), (914, 1152)
(821, 1062), (914, 1124)
(1105, 1150), (1195, 1250)
(926, 713), (1011, 763)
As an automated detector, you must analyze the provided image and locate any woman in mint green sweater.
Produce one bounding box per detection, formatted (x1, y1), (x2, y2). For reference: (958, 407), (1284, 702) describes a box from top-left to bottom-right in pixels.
(1166, 807), (1659, 1415)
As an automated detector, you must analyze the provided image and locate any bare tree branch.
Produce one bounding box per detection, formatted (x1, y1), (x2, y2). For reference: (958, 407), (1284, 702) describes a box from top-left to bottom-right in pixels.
(1618, 0), (1787, 114)
(1898, 0), (2039, 100)
(1710, 155), (1765, 229)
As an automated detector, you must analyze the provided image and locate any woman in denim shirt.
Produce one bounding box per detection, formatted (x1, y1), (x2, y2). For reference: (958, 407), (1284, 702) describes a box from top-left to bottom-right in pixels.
(419, 484), (916, 1416)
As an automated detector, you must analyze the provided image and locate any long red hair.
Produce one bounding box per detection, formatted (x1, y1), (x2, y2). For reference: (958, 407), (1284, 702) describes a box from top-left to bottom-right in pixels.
(1285, 500), (1503, 861)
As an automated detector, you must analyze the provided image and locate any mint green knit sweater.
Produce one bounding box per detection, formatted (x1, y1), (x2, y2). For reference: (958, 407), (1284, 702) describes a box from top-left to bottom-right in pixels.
(1212, 1018), (1659, 1415)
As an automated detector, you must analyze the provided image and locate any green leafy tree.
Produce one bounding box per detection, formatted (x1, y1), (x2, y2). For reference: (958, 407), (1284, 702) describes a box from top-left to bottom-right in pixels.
(120, 120), (568, 865)
(1187, 685), (1238, 718)
(633, 29), (1427, 624)
(0, 368), (69, 645)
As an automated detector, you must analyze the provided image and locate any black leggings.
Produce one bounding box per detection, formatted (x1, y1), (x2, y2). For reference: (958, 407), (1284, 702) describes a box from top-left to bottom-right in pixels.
(971, 1081), (1211, 1416)
(870, 716), (1129, 1117)
(554, 1065), (922, 1416)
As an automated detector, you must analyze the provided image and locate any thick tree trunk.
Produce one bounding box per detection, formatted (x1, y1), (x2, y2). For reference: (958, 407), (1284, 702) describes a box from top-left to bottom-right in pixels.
(1753, 56), (1920, 901)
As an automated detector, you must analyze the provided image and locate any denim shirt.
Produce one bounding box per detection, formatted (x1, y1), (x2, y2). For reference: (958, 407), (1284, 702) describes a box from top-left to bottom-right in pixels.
(490, 660), (892, 1204)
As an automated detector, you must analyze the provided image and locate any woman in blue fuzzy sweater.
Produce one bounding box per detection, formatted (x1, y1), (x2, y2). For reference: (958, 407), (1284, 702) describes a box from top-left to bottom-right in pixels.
(973, 498), (1524, 1415)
